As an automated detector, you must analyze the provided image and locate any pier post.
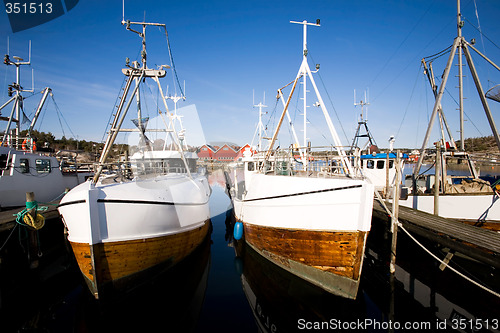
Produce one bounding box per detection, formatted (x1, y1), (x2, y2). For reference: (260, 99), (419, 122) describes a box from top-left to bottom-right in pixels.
(434, 145), (441, 216)
(26, 192), (39, 269)
(389, 151), (401, 274)
(385, 151), (390, 198)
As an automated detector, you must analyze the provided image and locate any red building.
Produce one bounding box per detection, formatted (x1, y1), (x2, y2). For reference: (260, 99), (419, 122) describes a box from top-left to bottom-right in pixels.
(197, 144), (216, 161)
(197, 143), (252, 162)
(214, 144), (239, 161)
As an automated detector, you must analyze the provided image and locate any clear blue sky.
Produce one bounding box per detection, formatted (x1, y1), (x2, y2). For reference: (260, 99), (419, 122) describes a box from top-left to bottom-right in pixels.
(1, 0), (499, 149)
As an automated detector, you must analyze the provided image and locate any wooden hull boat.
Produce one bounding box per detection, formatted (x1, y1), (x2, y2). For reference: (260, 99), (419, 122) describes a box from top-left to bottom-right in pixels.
(59, 173), (211, 297)
(231, 172), (373, 299)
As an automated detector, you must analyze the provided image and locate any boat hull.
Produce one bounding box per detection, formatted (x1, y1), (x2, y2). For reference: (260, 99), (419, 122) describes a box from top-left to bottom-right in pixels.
(243, 222), (367, 299)
(232, 173), (374, 299)
(58, 173), (211, 297)
(70, 221), (210, 297)
(398, 193), (500, 222)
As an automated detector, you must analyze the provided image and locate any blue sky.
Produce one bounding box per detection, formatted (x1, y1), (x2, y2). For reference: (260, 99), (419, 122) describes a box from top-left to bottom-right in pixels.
(1, 0), (500, 149)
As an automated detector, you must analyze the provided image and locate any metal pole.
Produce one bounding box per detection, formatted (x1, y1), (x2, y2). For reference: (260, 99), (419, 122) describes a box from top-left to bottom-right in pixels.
(414, 37), (460, 177)
(457, 0), (465, 150)
(462, 43), (500, 151)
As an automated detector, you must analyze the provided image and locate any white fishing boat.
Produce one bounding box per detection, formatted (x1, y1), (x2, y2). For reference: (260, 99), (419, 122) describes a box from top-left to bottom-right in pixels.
(395, 1), (500, 223)
(227, 20), (374, 299)
(58, 19), (211, 298)
(0, 51), (90, 209)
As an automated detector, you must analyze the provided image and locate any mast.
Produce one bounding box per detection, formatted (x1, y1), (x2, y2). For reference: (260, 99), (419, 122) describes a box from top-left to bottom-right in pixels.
(266, 19), (353, 175)
(457, 0), (465, 150)
(253, 99), (267, 152)
(350, 90), (377, 153)
(93, 19), (189, 182)
(413, 0), (500, 177)
(1, 45), (35, 149)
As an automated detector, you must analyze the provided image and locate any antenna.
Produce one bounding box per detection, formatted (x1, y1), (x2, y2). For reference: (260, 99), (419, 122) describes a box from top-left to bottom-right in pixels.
(354, 89), (370, 122)
(122, 0), (125, 24)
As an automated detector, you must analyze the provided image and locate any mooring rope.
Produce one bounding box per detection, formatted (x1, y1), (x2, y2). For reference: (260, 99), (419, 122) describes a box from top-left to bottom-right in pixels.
(397, 222), (500, 299)
(375, 195), (500, 298)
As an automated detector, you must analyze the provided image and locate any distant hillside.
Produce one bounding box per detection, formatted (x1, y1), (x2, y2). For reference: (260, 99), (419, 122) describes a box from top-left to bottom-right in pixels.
(459, 136), (498, 153)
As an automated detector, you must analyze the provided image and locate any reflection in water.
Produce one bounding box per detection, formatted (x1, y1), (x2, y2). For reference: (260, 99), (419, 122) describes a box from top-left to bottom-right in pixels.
(8, 232), (212, 332)
(1, 178), (498, 332)
(227, 206), (500, 332)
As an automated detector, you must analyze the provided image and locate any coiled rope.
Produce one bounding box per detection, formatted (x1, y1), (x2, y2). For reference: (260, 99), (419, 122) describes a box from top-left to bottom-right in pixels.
(15, 200), (46, 230)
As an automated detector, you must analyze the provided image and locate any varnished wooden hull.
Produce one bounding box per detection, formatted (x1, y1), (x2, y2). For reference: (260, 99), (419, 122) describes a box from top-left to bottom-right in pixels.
(242, 222), (367, 299)
(70, 220), (210, 298)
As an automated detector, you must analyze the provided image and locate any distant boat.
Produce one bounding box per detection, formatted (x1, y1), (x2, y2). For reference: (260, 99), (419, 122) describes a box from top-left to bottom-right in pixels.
(226, 20), (374, 299)
(58, 19), (211, 298)
(0, 52), (91, 209)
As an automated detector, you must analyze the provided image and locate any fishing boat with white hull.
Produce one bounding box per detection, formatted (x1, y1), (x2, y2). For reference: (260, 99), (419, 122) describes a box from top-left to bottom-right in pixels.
(58, 19), (211, 298)
(395, 1), (500, 224)
(0, 50), (90, 209)
(227, 20), (374, 299)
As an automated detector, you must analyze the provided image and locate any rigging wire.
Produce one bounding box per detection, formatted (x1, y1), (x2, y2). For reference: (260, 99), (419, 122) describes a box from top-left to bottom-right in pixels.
(395, 64), (423, 141)
(368, 0), (437, 89)
(162, 26), (184, 97)
(308, 52), (350, 145)
(464, 17), (500, 52)
(51, 94), (76, 139)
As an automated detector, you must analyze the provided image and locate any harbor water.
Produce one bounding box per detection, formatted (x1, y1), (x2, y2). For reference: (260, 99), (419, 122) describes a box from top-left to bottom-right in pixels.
(0, 169), (499, 332)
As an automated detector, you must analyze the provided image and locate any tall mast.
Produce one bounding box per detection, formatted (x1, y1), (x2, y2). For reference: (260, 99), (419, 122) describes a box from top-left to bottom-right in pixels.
(457, 0), (465, 150)
(254, 100), (267, 151)
(266, 20), (353, 175)
(414, 0), (500, 177)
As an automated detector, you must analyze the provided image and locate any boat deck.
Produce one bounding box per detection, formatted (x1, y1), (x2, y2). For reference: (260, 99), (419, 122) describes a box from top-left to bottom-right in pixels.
(373, 199), (500, 269)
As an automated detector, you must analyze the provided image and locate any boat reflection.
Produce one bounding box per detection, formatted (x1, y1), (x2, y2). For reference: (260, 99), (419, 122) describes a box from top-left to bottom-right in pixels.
(229, 210), (500, 332)
(15, 227), (212, 332)
(233, 240), (367, 333)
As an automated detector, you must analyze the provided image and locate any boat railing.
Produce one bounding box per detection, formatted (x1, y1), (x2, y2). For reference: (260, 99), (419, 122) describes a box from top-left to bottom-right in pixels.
(256, 145), (359, 177)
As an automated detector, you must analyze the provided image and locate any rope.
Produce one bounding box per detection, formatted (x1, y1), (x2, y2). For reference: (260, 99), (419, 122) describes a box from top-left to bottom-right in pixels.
(374, 195), (500, 298)
(14, 201), (46, 230)
(398, 222), (500, 298)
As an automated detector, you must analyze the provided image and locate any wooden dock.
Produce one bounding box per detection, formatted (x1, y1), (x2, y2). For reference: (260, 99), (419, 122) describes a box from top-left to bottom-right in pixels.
(372, 199), (500, 269)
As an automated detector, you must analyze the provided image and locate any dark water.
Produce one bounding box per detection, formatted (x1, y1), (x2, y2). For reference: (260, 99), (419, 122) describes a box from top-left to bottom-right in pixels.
(0, 170), (499, 332)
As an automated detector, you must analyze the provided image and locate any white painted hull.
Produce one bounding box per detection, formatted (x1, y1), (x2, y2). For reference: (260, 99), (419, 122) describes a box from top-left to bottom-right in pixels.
(397, 193), (500, 222)
(233, 174), (374, 232)
(58, 173), (211, 245)
(0, 148), (90, 208)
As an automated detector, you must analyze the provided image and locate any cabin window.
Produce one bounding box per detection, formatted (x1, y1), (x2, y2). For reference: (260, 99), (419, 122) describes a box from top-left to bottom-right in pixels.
(202, 148), (207, 151)
(0, 154), (8, 169)
(377, 160), (385, 169)
(20, 158), (30, 173)
(366, 160), (374, 169)
(223, 147), (228, 150)
(247, 162), (255, 171)
(389, 160), (394, 168)
(35, 159), (51, 173)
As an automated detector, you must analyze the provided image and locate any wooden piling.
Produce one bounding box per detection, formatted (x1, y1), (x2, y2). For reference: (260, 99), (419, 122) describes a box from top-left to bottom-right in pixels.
(389, 151), (401, 274)
(434, 145), (440, 216)
(26, 192), (39, 269)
